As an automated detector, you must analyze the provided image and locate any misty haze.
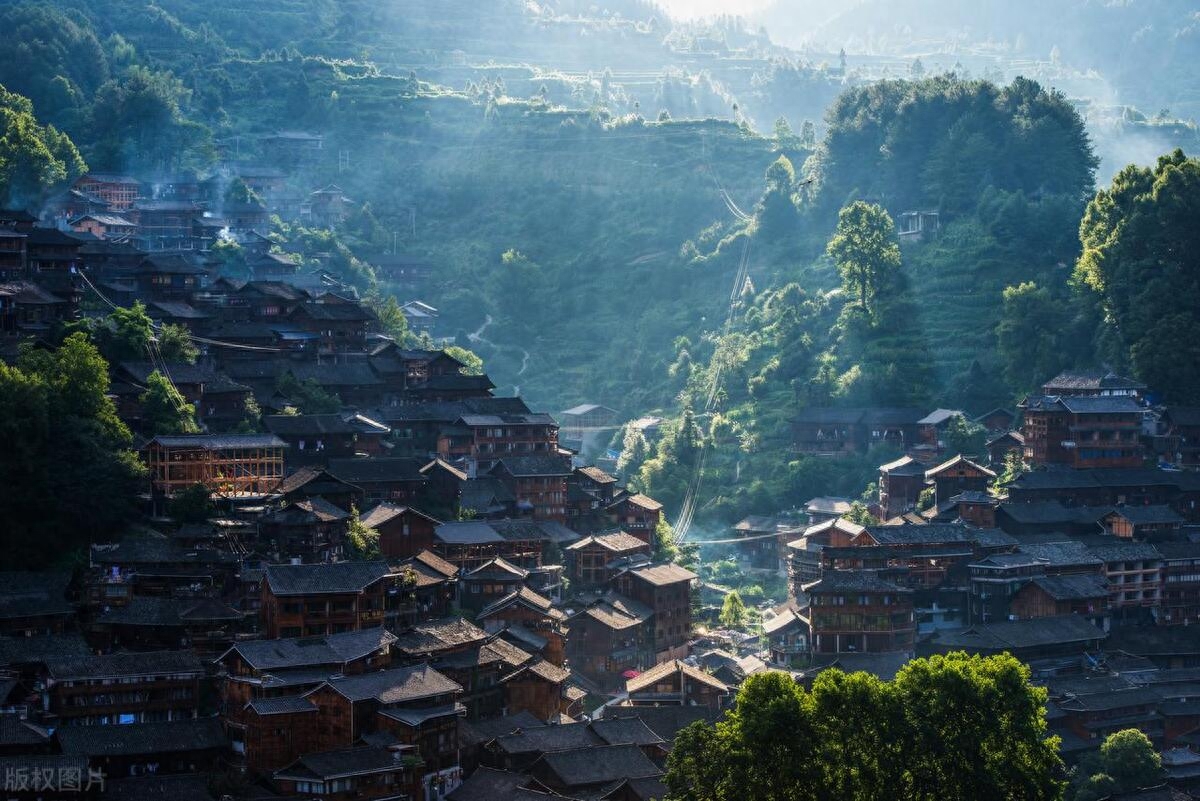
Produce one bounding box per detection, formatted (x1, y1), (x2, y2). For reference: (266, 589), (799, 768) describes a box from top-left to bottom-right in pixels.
(0, 1), (1197, 800)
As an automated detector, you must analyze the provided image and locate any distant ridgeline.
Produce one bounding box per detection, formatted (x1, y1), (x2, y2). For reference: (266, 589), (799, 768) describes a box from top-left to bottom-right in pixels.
(1, 0), (1197, 532)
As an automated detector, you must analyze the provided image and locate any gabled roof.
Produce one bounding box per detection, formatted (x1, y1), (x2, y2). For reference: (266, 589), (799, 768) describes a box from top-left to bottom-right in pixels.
(263, 497), (349, 524)
(393, 617), (489, 657)
(570, 594), (652, 631)
(264, 413), (371, 436)
(274, 745), (415, 782)
(220, 627), (397, 671)
(918, 408), (965, 426)
(1043, 369), (1144, 392)
(435, 521), (504, 545)
(56, 718), (225, 757)
(879, 455), (925, 475)
(576, 466), (619, 484)
(802, 571), (910, 595)
(328, 457), (427, 484)
(488, 455), (573, 478)
(933, 615), (1106, 651)
(478, 587), (563, 621)
(618, 493), (663, 511)
(1016, 540), (1104, 568)
(494, 722), (601, 755)
(762, 608), (802, 635)
(465, 556), (529, 581)
(274, 466), (360, 497)
(1025, 574), (1109, 601)
(1103, 505), (1183, 525)
(925, 455), (996, 480)
(46, 650), (202, 681)
(565, 532), (648, 553)
(313, 664), (460, 704)
(412, 550), (459, 579)
(0, 571), (73, 620)
(360, 502), (438, 529)
(264, 561), (391, 596)
(624, 563), (697, 586)
(626, 659), (729, 694)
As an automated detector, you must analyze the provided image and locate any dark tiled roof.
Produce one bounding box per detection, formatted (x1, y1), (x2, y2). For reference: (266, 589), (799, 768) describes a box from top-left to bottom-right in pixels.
(589, 717), (665, 747)
(96, 596), (242, 626)
(1016, 540), (1105, 567)
(274, 466), (359, 497)
(289, 361), (382, 387)
(393, 617), (489, 657)
(863, 523), (1013, 548)
(46, 650), (202, 680)
(263, 497), (349, 524)
(531, 743), (662, 787)
(264, 413), (366, 435)
(600, 707), (723, 744)
(879, 455), (925, 475)
(566, 532), (648, 553)
(488, 455), (573, 478)
(626, 660), (730, 694)
(494, 721), (601, 754)
(446, 767), (529, 801)
(0, 572), (73, 620)
(925, 454), (995, 479)
(1105, 505), (1183, 525)
(570, 594), (653, 631)
(1043, 369), (1144, 392)
(224, 626), (397, 671)
(246, 695), (317, 716)
(465, 557), (528, 581)
(149, 433), (286, 450)
(0, 715), (49, 747)
(413, 550), (460, 579)
(435, 521), (504, 545)
(290, 301), (376, 322)
(0, 633), (89, 666)
(459, 712), (545, 748)
(360, 503), (435, 529)
(318, 664), (460, 703)
(803, 571), (910, 594)
(933, 615), (1106, 651)
(264, 561), (391, 596)
(57, 718), (226, 756)
(577, 466), (618, 484)
(478, 587), (561, 620)
(1026, 574), (1109, 601)
(624, 563), (697, 586)
(327, 457), (427, 484)
(275, 745), (414, 780)
(102, 775), (217, 801)
(1081, 538), (1161, 563)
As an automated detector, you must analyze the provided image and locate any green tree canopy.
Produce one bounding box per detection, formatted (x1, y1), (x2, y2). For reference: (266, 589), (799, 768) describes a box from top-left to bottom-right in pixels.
(140, 370), (199, 435)
(719, 591), (746, 629)
(1075, 149), (1200, 401)
(0, 83), (86, 206)
(666, 653), (1064, 801)
(826, 201), (901, 315)
(346, 504), (381, 560)
(169, 482), (212, 524)
(158, 323), (198, 364)
(444, 345), (484, 376)
(0, 334), (143, 567)
(997, 281), (1067, 395)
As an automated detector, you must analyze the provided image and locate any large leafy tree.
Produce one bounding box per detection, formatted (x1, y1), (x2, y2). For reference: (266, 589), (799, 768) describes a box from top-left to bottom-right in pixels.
(997, 282), (1067, 395)
(0, 334), (144, 567)
(1075, 149), (1200, 401)
(826, 201), (901, 315)
(0, 83), (86, 207)
(140, 370), (199, 435)
(665, 653), (1064, 801)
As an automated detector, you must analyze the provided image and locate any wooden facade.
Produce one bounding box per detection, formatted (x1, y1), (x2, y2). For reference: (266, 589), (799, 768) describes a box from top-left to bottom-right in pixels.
(143, 434), (286, 498)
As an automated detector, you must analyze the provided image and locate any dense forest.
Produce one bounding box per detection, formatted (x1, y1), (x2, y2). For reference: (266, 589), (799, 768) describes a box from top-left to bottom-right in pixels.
(0, 0), (1198, 535)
